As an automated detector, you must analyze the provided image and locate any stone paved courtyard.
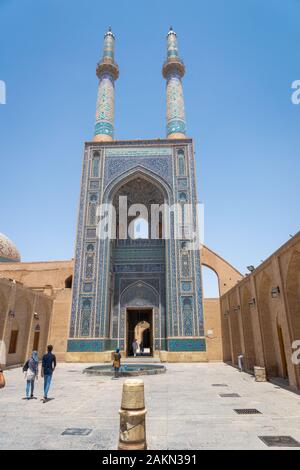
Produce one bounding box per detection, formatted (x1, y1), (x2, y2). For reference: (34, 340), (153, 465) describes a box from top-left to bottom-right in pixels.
(1, 362), (300, 450)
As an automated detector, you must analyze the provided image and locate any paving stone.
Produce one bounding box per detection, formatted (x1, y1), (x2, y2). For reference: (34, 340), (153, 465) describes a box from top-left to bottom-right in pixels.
(1, 362), (300, 449)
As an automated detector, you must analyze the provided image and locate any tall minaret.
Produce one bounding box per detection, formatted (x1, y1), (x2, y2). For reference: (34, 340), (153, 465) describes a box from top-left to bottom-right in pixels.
(93, 27), (119, 142)
(162, 27), (186, 139)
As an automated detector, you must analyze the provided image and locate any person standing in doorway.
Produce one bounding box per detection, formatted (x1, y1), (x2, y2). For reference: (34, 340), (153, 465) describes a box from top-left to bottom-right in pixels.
(132, 339), (138, 357)
(23, 351), (39, 400)
(41, 345), (56, 403)
(112, 348), (121, 378)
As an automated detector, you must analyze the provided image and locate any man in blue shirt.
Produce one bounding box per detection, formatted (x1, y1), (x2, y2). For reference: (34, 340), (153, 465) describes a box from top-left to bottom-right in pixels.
(41, 345), (56, 403)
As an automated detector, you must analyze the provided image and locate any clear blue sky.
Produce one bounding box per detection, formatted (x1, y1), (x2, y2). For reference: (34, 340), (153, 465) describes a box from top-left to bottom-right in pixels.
(0, 0), (299, 296)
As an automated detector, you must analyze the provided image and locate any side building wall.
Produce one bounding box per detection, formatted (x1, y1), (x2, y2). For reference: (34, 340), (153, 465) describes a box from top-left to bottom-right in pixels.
(0, 278), (53, 367)
(0, 260), (73, 363)
(220, 232), (300, 391)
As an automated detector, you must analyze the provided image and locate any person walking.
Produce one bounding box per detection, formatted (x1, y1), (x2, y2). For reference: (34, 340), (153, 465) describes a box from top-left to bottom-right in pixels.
(132, 339), (138, 357)
(23, 351), (39, 400)
(112, 348), (121, 378)
(41, 345), (56, 403)
(0, 368), (5, 389)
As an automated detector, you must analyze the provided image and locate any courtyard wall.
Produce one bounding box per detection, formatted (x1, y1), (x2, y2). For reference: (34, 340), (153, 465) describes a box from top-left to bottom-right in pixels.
(220, 231), (300, 391)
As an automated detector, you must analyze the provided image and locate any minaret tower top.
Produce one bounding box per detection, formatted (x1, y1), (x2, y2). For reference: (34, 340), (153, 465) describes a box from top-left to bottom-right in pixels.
(162, 27), (187, 139)
(93, 27), (119, 142)
(96, 27), (119, 79)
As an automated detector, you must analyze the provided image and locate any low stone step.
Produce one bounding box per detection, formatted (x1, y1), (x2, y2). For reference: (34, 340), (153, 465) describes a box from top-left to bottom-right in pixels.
(123, 356), (161, 363)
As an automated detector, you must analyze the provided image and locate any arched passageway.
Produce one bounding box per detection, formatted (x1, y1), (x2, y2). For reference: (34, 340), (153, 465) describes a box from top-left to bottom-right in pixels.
(202, 266), (219, 298)
(200, 246), (243, 362)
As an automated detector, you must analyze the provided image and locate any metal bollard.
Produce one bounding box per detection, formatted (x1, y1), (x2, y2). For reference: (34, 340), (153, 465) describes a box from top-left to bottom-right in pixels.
(238, 354), (244, 372)
(118, 379), (147, 450)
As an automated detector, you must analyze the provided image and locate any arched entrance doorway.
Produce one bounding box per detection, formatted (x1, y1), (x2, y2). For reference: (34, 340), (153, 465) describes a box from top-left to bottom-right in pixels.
(127, 310), (152, 356)
(121, 281), (159, 357)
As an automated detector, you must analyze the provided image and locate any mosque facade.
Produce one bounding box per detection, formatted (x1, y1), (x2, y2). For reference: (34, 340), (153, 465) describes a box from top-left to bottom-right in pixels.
(68, 28), (206, 359)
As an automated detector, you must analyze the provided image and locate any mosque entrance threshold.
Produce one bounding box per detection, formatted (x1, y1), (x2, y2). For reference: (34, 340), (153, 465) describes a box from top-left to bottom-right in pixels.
(126, 308), (153, 357)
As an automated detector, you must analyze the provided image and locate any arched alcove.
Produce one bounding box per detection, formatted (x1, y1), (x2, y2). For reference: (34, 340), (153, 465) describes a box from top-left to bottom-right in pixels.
(276, 317), (289, 379)
(285, 249), (300, 384)
(258, 273), (278, 376)
(99, 170), (168, 353)
(65, 275), (73, 289)
(112, 175), (165, 240)
(5, 293), (32, 365)
(286, 250), (300, 341)
(33, 324), (41, 352)
(8, 319), (19, 355)
(228, 291), (242, 365)
(240, 285), (256, 370)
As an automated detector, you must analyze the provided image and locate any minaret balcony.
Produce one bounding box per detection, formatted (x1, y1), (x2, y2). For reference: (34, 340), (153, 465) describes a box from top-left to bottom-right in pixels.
(96, 60), (119, 80)
(162, 58), (185, 78)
